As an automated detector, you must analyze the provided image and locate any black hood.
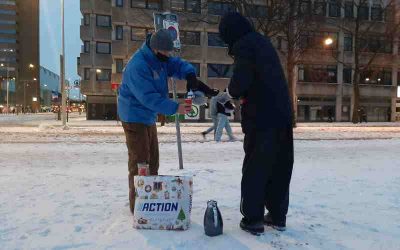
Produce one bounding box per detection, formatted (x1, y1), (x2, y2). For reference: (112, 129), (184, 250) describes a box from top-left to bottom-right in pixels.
(219, 12), (254, 50)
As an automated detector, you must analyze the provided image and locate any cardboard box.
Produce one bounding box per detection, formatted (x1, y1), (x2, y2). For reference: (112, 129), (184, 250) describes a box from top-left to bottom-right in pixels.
(133, 175), (193, 230)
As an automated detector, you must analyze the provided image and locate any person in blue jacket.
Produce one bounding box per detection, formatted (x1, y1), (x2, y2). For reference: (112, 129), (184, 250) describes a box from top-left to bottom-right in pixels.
(118, 29), (218, 214)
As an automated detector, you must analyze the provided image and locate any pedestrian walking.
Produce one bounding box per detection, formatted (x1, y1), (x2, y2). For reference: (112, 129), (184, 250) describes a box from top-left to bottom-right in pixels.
(201, 96), (218, 139)
(214, 93), (236, 142)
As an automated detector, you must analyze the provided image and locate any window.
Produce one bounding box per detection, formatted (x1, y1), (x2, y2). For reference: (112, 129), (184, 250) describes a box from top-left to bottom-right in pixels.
(116, 59), (124, 73)
(245, 4), (268, 18)
(371, 4), (383, 21)
(208, 64), (233, 78)
(116, 25), (123, 40)
(0, 29), (16, 34)
(131, 0), (162, 10)
(343, 68), (352, 83)
(171, 0), (201, 13)
(344, 1), (353, 18)
(208, 1), (235, 16)
(361, 68), (392, 85)
(84, 14), (90, 26)
(96, 15), (111, 27)
(191, 63), (200, 77)
(0, 0), (16, 5)
(344, 34), (352, 51)
(208, 33), (226, 47)
(187, 0), (201, 13)
(385, 5), (395, 22)
(116, 0), (123, 7)
(180, 31), (200, 45)
(298, 65), (337, 83)
(96, 69), (112, 81)
(84, 41), (90, 53)
(131, 27), (153, 41)
(358, 4), (369, 20)
(299, 0), (312, 16)
(367, 36), (392, 54)
(84, 68), (90, 80)
(0, 9), (16, 15)
(328, 0), (340, 17)
(0, 38), (16, 43)
(300, 31), (338, 50)
(313, 0), (326, 16)
(96, 42), (111, 54)
(0, 20), (16, 25)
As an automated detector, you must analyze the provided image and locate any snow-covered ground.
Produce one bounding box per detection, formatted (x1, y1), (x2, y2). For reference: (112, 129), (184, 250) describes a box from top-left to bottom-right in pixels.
(0, 123), (399, 249)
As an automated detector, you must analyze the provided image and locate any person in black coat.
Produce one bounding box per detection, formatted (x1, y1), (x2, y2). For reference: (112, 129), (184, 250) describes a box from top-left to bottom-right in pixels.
(219, 12), (294, 235)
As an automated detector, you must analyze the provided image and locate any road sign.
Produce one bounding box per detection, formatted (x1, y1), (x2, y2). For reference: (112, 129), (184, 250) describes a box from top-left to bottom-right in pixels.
(163, 20), (181, 50)
(153, 12), (180, 50)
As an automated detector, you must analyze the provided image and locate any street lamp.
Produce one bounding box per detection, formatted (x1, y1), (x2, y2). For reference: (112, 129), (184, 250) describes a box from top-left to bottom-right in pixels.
(324, 37), (334, 46)
(29, 64), (35, 69)
(96, 69), (102, 73)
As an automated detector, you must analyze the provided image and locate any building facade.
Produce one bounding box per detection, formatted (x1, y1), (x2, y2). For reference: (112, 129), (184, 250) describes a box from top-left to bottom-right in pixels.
(78, 0), (399, 122)
(40, 66), (61, 108)
(0, 0), (40, 112)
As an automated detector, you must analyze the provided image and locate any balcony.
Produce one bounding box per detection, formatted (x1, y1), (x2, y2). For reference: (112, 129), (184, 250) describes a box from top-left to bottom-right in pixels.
(81, 0), (111, 14)
(207, 47), (232, 64)
(80, 80), (90, 94)
(111, 73), (122, 84)
(94, 27), (111, 41)
(343, 84), (396, 98)
(180, 45), (202, 62)
(111, 7), (125, 23)
(124, 8), (154, 26)
(112, 40), (127, 57)
(297, 82), (338, 96)
(80, 25), (91, 40)
(79, 53), (112, 68)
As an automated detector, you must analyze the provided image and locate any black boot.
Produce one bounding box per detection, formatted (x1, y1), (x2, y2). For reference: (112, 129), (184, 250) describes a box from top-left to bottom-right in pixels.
(201, 132), (207, 139)
(240, 218), (264, 235)
(264, 213), (286, 231)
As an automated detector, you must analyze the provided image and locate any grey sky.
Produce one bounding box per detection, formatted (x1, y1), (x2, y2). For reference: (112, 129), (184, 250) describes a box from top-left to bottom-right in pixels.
(40, 0), (81, 95)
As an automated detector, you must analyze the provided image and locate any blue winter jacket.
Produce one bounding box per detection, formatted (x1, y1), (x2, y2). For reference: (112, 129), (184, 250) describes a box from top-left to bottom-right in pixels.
(118, 43), (195, 125)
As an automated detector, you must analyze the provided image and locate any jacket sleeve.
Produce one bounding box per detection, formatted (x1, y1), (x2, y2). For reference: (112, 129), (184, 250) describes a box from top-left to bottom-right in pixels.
(227, 57), (255, 99)
(167, 57), (196, 79)
(126, 65), (179, 115)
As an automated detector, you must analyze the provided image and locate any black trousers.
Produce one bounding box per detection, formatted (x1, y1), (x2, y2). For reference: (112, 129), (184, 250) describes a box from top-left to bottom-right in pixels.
(240, 126), (294, 223)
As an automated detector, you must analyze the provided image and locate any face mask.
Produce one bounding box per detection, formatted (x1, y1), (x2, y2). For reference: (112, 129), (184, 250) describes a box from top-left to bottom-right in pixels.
(156, 52), (170, 62)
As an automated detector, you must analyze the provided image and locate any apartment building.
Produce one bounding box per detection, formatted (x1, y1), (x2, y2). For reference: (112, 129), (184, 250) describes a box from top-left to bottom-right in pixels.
(78, 0), (399, 122)
(0, 0), (40, 112)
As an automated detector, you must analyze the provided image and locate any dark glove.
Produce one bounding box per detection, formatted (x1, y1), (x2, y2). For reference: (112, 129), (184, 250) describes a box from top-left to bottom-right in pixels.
(185, 73), (219, 98)
(186, 73), (199, 91)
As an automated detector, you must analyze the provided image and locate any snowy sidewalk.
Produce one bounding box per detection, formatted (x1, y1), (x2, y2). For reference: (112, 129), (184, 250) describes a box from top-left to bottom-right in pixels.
(0, 139), (399, 249)
(1, 123), (400, 143)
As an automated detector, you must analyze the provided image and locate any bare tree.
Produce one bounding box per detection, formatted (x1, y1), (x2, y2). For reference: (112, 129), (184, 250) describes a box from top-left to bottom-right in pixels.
(229, 0), (316, 127)
(324, 0), (399, 123)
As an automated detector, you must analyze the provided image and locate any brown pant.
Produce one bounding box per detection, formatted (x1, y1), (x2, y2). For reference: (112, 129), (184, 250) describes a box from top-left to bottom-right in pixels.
(122, 122), (159, 214)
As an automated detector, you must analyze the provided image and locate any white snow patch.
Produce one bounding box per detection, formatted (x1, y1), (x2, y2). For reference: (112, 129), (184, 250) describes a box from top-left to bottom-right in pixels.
(0, 138), (399, 249)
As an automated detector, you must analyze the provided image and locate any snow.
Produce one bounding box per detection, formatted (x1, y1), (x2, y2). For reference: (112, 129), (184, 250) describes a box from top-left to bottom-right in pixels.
(1, 118), (400, 250)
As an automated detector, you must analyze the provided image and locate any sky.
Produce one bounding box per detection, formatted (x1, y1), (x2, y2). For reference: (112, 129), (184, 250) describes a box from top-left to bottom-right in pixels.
(40, 0), (81, 98)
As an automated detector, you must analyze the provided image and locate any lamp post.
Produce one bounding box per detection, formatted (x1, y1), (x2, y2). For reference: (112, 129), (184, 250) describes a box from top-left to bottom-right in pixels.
(25, 64), (35, 114)
(0, 63), (9, 113)
(60, 0), (67, 128)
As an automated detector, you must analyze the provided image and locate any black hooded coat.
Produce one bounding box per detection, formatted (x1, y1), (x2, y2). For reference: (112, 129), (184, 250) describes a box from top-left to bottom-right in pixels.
(219, 13), (294, 224)
(219, 13), (292, 132)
